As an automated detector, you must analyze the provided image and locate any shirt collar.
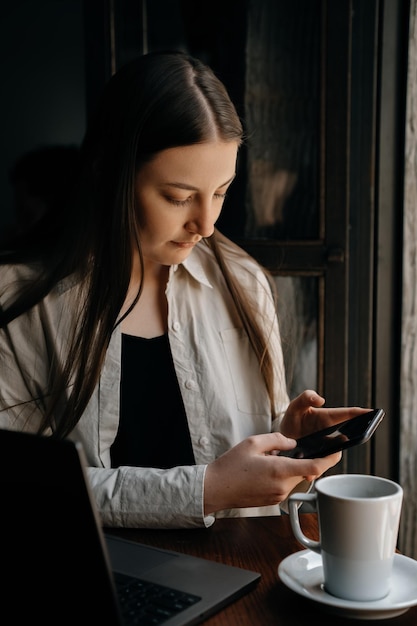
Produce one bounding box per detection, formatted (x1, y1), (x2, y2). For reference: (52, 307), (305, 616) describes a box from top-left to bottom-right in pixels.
(58, 245), (214, 292)
(171, 245), (213, 288)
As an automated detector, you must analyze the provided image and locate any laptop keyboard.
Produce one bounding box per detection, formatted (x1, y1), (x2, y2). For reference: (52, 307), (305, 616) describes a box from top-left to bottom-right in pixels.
(114, 571), (202, 626)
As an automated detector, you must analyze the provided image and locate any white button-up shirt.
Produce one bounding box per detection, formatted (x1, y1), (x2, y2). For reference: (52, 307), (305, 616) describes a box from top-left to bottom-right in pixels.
(0, 238), (291, 528)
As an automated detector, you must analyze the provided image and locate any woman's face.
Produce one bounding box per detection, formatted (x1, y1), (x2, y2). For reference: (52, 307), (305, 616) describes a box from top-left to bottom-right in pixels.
(134, 141), (238, 267)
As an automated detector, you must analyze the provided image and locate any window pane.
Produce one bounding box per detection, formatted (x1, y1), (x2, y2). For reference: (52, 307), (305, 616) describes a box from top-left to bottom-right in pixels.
(245, 0), (321, 240)
(274, 276), (318, 397)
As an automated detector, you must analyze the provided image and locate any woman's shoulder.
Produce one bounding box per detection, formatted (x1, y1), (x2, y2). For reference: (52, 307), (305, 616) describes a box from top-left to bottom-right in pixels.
(0, 262), (81, 305)
(1, 262), (39, 281)
(0, 263), (40, 301)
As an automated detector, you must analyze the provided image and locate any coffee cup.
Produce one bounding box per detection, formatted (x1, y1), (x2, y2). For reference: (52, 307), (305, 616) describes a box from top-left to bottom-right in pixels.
(288, 473), (403, 602)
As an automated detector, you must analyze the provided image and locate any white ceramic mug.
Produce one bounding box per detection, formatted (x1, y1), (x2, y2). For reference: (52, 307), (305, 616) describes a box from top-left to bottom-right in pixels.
(288, 474), (403, 602)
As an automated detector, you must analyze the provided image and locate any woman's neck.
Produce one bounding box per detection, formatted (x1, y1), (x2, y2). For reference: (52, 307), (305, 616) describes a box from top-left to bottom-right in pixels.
(121, 261), (169, 338)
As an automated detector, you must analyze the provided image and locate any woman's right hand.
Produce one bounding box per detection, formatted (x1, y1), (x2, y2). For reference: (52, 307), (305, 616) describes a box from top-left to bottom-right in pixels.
(203, 432), (341, 515)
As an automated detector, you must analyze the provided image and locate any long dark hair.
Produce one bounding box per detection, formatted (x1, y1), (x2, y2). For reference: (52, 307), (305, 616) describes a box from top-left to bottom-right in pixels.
(0, 51), (279, 437)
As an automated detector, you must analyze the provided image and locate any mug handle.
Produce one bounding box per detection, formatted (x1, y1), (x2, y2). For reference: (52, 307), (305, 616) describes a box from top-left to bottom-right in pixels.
(288, 492), (321, 553)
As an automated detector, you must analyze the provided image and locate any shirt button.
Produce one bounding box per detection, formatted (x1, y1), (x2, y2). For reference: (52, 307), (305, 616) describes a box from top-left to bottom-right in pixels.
(185, 379), (198, 390)
(173, 322), (181, 331)
(199, 436), (209, 447)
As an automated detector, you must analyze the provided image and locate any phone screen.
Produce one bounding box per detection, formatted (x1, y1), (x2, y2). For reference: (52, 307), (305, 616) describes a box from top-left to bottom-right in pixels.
(279, 408), (385, 459)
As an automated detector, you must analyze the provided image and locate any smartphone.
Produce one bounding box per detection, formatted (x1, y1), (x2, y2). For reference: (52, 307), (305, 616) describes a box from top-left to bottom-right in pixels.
(279, 408), (385, 459)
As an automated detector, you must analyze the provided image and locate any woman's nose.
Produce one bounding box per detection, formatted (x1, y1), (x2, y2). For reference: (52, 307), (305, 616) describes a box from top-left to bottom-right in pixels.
(186, 202), (218, 238)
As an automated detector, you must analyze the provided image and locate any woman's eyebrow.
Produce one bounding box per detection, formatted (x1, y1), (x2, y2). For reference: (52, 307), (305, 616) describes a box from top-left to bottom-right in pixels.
(164, 174), (236, 192)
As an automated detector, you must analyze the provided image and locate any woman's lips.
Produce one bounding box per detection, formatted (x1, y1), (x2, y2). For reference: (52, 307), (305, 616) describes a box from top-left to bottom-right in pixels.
(171, 240), (198, 248)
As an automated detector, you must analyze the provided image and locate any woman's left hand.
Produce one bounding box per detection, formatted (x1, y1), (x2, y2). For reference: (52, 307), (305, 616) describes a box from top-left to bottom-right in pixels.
(279, 389), (369, 440)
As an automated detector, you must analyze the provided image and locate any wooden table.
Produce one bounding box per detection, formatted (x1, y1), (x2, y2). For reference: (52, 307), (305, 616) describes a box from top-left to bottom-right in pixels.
(107, 513), (417, 625)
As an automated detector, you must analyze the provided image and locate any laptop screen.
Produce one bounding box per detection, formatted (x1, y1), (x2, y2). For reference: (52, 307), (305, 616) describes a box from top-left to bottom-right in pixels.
(0, 429), (123, 624)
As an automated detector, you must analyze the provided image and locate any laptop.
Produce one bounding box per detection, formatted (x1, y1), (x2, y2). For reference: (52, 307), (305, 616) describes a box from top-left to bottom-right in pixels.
(0, 428), (260, 625)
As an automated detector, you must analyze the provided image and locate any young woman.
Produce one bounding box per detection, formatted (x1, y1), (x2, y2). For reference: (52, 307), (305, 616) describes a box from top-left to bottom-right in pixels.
(0, 51), (365, 528)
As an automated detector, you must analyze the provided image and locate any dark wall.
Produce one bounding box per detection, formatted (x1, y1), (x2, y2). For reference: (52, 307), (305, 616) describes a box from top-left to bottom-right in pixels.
(0, 0), (86, 234)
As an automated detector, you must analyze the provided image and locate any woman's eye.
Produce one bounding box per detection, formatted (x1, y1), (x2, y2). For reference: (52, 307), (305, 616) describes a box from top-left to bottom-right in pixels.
(167, 197), (192, 207)
(214, 192), (227, 201)
(166, 192), (226, 206)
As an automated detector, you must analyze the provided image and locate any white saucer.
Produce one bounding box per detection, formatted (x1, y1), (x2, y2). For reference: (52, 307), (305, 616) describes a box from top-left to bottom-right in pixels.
(278, 549), (417, 620)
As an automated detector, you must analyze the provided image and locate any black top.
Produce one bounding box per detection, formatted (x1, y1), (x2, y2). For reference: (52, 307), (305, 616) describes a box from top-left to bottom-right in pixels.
(110, 333), (195, 469)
